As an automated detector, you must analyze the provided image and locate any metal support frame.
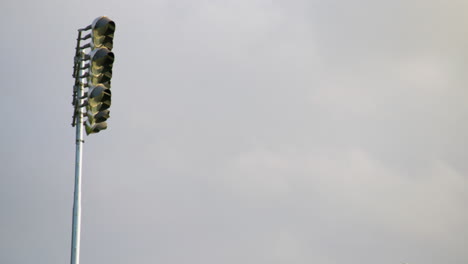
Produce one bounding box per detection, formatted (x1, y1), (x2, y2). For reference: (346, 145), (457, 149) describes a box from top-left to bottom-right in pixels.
(70, 46), (86, 264)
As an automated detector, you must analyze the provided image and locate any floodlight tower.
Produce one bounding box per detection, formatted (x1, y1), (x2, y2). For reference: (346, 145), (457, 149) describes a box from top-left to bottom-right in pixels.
(70, 16), (116, 264)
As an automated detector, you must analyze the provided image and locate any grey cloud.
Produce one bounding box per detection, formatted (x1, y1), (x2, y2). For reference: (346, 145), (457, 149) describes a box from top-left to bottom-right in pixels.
(1, 0), (467, 263)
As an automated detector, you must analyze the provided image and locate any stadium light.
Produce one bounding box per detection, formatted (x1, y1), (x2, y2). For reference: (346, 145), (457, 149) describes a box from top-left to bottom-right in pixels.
(69, 16), (116, 264)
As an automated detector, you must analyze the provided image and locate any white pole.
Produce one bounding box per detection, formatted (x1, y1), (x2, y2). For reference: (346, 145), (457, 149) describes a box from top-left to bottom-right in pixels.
(70, 50), (85, 264)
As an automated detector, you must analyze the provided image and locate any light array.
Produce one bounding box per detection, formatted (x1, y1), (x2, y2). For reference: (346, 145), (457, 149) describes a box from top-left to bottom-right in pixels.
(72, 16), (116, 135)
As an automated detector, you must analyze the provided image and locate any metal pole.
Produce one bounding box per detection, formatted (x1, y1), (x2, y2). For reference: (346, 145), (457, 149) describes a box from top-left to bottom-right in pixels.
(70, 50), (85, 264)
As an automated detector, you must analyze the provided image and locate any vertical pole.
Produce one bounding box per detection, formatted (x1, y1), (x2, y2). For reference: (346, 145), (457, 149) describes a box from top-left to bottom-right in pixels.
(71, 50), (85, 264)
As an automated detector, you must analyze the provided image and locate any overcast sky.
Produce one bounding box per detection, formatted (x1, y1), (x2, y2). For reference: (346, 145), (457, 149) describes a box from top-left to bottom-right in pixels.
(1, 0), (468, 263)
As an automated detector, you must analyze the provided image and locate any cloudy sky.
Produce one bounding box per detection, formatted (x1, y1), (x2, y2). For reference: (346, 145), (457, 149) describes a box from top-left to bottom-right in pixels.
(1, 0), (468, 263)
